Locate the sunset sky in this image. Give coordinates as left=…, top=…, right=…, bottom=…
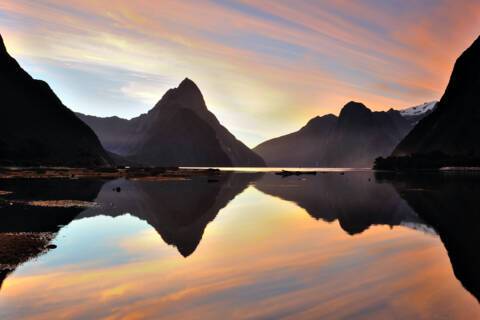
left=1, top=0, right=479, bottom=146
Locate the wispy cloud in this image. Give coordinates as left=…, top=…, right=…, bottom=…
left=1, top=0, right=479, bottom=146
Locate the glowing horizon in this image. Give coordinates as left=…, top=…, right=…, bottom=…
left=1, top=0, right=479, bottom=147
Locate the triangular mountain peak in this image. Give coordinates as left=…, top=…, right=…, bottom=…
left=178, top=77, right=200, bottom=92
left=78, top=77, right=265, bottom=167
left=154, top=77, right=207, bottom=112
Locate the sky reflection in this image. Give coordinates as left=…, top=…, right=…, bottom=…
left=0, top=180, right=478, bottom=319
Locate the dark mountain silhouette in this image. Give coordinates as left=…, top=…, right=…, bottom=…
left=77, top=78, right=265, bottom=167
left=253, top=114, right=337, bottom=167
left=78, top=172, right=262, bottom=256
left=73, top=114, right=141, bottom=156
left=392, top=36, right=480, bottom=157
left=0, top=34, right=112, bottom=167
left=377, top=173, right=480, bottom=302
left=254, top=172, right=427, bottom=235
left=254, top=102, right=411, bottom=167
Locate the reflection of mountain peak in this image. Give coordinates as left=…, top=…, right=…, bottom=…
left=255, top=172, right=425, bottom=236
left=78, top=173, right=263, bottom=257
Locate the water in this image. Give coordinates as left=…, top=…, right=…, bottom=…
left=0, top=171, right=479, bottom=319
left=181, top=167, right=370, bottom=172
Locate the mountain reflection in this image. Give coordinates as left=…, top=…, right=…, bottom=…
left=78, top=172, right=263, bottom=257
left=254, top=172, right=430, bottom=235
left=0, top=171, right=479, bottom=305
left=376, top=172, right=480, bottom=302
left=0, top=173, right=261, bottom=289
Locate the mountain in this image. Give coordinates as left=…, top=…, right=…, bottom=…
left=324, top=102, right=411, bottom=167
left=254, top=101, right=411, bottom=167
left=73, top=114, right=141, bottom=156
left=77, top=79, right=265, bottom=167
left=253, top=114, right=337, bottom=167
left=0, top=34, right=112, bottom=167
left=398, top=101, right=437, bottom=125
left=392, top=36, right=480, bottom=157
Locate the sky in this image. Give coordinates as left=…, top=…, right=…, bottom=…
left=1, top=0, right=479, bottom=147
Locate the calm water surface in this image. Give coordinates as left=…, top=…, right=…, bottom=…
left=0, top=171, right=479, bottom=319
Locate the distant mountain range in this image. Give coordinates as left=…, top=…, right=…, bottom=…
left=77, top=79, right=265, bottom=167
left=254, top=101, right=414, bottom=167
left=2, top=27, right=478, bottom=169
left=0, top=34, right=112, bottom=167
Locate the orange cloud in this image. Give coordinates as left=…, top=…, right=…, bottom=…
left=0, top=0, right=479, bottom=145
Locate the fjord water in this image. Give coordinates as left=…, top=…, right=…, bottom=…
left=0, top=172, right=479, bottom=319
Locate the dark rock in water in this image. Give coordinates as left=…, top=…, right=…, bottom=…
left=255, top=102, right=411, bottom=167
left=392, top=35, right=480, bottom=159
left=275, top=170, right=317, bottom=177
left=77, top=78, right=265, bottom=167
left=46, top=244, right=57, bottom=250
left=0, top=33, right=113, bottom=167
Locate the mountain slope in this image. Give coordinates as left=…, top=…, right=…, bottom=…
left=75, top=113, right=143, bottom=156
left=131, top=108, right=232, bottom=166
left=79, top=78, right=265, bottom=167
left=254, top=101, right=411, bottom=167
left=253, top=114, right=337, bottom=167
left=324, top=102, right=411, bottom=167
left=0, top=34, right=112, bottom=167
left=393, top=36, right=480, bottom=157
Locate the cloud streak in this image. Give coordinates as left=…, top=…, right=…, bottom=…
left=0, top=0, right=479, bottom=145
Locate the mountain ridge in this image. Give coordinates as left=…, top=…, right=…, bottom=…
left=0, top=33, right=113, bottom=167
left=254, top=101, right=411, bottom=167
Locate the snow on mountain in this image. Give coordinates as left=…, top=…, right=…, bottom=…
left=399, top=101, right=437, bottom=117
